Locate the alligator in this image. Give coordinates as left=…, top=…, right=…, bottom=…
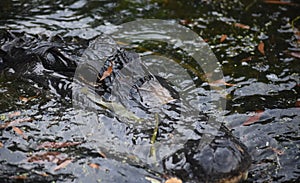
left=0, top=30, right=251, bottom=183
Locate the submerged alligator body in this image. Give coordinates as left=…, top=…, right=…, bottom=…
left=0, top=30, right=251, bottom=183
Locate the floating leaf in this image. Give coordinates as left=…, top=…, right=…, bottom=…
left=9, top=111, right=21, bottom=118
left=99, top=65, right=113, bottom=81
left=0, top=141, right=3, bottom=148
left=0, top=117, right=33, bottom=129
left=290, top=52, right=300, bottom=59
left=220, top=34, right=227, bottom=43
left=37, top=141, right=81, bottom=149
left=258, top=41, right=265, bottom=55
left=89, top=163, right=100, bottom=169
left=35, top=171, right=49, bottom=177
left=9, top=174, right=28, bottom=180
left=12, top=126, right=23, bottom=135
left=12, top=126, right=28, bottom=140
left=179, top=19, right=191, bottom=26
left=27, top=152, right=61, bottom=163
left=210, top=79, right=235, bottom=86
left=263, top=0, right=296, bottom=5
left=19, top=95, right=37, bottom=103
left=165, top=177, right=183, bottom=183
left=54, top=159, right=72, bottom=171
left=241, top=56, right=254, bottom=62
left=295, top=99, right=300, bottom=107
left=243, top=110, right=264, bottom=126
left=234, top=23, right=250, bottom=29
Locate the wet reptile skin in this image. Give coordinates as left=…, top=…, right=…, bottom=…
left=0, top=30, right=251, bottom=183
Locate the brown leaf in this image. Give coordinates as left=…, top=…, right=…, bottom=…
left=89, top=163, right=100, bottom=169
left=0, top=141, right=3, bottom=148
left=19, top=96, right=37, bottom=103
left=12, top=126, right=28, bottom=140
left=27, top=152, right=61, bottom=163
left=0, top=123, right=9, bottom=129
left=12, top=126, right=23, bottom=135
left=35, top=172, right=49, bottom=177
left=241, top=56, right=254, bottom=62
left=210, top=79, right=235, bottom=86
left=264, top=0, right=295, bottom=5
left=10, top=174, right=28, bottom=180
left=258, top=41, right=265, bottom=55
left=9, top=111, right=21, bottom=118
left=37, top=141, right=81, bottom=149
left=295, top=100, right=300, bottom=107
left=243, top=110, right=264, bottom=126
left=99, top=65, right=113, bottom=81
left=234, top=23, right=250, bottom=29
left=165, top=177, right=182, bottom=183
left=180, top=19, right=191, bottom=25
left=54, top=159, right=72, bottom=171
left=220, top=34, right=227, bottom=43
left=0, top=117, right=33, bottom=129
left=290, top=52, right=300, bottom=59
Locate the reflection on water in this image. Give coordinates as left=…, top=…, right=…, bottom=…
left=0, top=0, right=299, bottom=182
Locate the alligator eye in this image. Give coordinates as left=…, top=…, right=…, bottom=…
left=45, top=52, right=56, bottom=66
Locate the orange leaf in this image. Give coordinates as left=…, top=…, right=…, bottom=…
left=220, top=34, right=227, bottom=43
left=165, top=177, right=182, bottom=183
left=27, top=152, right=61, bottom=163
left=99, top=65, right=113, bottom=81
left=10, top=117, right=32, bottom=127
left=89, top=163, right=100, bottom=169
left=37, top=141, right=81, bottom=149
left=19, top=95, right=37, bottom=103
left=8, top=111, right=21, bottom=118
left=264, top=0, right=295, bottom=5
left=9, top=174, right=27, bottom=180
left=12, top=126, right=23, bottom=135
left=210, top=79, right=235, bottom=86
left=234, top=23, right=250, bottom=29
left=290, top=52, right=300, bottom=59
left=258, top=41, right=265, bottom=55
left=0, top=117, right=33, bottom=129
left=54, top=159, right=72, bottom=171
left=243, top=110, right=264, bottom=126
left=0, top=141, right=3, bottom=148
left=12, top=126, right=27, bottom=139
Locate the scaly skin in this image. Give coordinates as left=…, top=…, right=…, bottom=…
left=0, top=30, right=251, bottom=183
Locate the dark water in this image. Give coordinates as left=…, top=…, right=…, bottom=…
left=0, top=0, right=299, bottom=182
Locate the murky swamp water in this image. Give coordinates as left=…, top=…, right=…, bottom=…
left=0, top=0, right=299, bottom=182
